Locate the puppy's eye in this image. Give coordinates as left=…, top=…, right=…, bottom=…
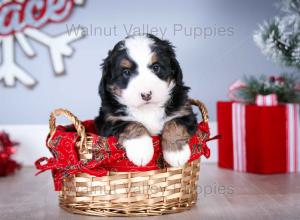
left=122, top=69, right=130, bottom=78
left=151, top=64, right=160, bottom=73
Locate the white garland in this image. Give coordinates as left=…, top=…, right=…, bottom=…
left=253, top=0, right=300, bottom=68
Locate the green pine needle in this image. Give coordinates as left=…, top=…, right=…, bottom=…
left=236, top=73, right=300, bottom=103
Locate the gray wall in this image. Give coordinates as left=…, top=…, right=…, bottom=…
left=0, top=0, right=293, bottom=124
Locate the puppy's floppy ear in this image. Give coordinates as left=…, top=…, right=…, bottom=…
left=99, top=50, right=112, bottom=99
left=151, top=35, right=184, bottom=86
left=170, top=56, right=183, bottom=86
left=165, top=41, right=183, bottom=86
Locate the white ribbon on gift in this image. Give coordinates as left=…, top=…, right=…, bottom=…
left=286, top=104, right=300, bottom=172
left=231, top=103, right=300, bottom=172
left=232, top=103, right=247, bottom=172
left=255, top=94, right=278, bottom=106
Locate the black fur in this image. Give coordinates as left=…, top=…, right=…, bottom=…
left=95, top=34, right=197, bottom=138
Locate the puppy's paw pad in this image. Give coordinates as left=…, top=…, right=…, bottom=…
left=123, top=135, right=154, bottom=166
left=163, top=144, right=191, bottom=167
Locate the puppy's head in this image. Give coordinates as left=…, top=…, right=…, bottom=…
left=100, top=34, right=183, bottom=109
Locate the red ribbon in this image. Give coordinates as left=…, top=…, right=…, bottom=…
left=35, top=120, right=215, bottom=190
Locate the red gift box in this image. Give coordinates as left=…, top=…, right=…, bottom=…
left=217, top=101, right=300, bottom=174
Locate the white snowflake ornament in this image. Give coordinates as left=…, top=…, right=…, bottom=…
left=0, top=0, right=85, bottom=88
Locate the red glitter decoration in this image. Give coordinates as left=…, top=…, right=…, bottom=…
left=0, top=131, right=21, bottom=176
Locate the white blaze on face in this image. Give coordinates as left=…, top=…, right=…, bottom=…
left=118, top=35, right=175, bottom=135
left=119, top=35, right=173, bottom=108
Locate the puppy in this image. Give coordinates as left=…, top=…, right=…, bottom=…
left=95, top=34, right=197, bottom=167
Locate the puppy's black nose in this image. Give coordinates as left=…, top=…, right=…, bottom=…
left=141, top=91, right=152, bottom=101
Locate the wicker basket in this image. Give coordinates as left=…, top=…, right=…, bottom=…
left=48, top=99, right=208, bottom=217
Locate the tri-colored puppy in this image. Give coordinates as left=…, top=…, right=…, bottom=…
left=95, top=34, right=197, bottom=167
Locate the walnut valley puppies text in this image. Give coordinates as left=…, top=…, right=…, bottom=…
left=66, top=24, right=234, bottom=39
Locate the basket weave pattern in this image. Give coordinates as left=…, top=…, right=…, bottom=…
left=59, top=159, right=200, bottom=216
left=49, top=99, right=208, bottom=216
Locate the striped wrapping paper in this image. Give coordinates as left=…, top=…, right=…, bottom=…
left=231, top=103, right=300, bottom=172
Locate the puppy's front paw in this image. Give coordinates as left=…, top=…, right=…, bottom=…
left=123, top=135, right=154, bottom=166
left=163, top=144, right=191, bottom=167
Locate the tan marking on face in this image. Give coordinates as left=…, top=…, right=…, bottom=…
left=167, top=78, right=174, bottom=86
left=151, top=52, right=158, bottom=64
left=120, top=59, right=132, bottom=69
left=109, top=84, right=122, bottom=97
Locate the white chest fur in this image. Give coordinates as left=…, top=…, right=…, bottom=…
left=125, top=104, right=166, bottom=135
